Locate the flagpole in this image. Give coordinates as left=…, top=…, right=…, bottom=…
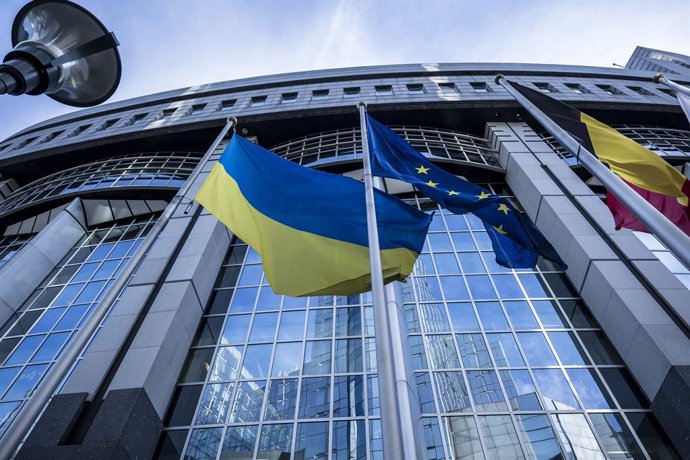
left=357, top=102, right=412, bottom=460
left=654, top=73, right=690, bottom=97
left=495, top=75, right=690, bottom=270
left=0, top=117, right=237, bottom=460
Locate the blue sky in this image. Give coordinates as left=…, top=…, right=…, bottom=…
left=0, top=0, right=688, bottom=140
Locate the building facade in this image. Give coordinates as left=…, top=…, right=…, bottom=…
left=625, top=46, right=690, bottom=77
left=0, top=58, right=688, bottom=459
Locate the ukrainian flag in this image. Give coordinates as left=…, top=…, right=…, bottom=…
left=195, top=135, right=431, bottom=297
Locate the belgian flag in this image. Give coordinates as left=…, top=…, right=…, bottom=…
left=506, top=80, right=690, bottom=236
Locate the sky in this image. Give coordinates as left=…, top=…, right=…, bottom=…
left=0, top=0, right=688, bottom=141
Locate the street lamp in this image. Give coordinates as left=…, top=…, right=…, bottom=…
left=0, top=0, right=120, bottom=107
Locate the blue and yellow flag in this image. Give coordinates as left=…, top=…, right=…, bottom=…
left=366, top=114, right=566, bottom=269
left=195, top=135, right=432, bottom=296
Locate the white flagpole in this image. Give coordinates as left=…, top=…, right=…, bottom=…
left=357, top=102, right=414, bottom=460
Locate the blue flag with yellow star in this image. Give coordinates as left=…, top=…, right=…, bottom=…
left=366, top=114, right=566, bottom=269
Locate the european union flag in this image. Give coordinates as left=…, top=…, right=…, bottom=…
left=196, top=134, right=432, bottom=296
left=366, top=114, right=566, bottom=269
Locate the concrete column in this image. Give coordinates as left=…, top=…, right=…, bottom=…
left=0, top=198, right=86, bottom=326
left=485, top=121, right=690, bottom=452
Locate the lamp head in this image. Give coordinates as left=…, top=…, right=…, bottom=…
left=0, top=0, right=121, bottom=106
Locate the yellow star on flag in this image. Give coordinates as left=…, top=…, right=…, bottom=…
left=426, top=180, right=438, bottom=187
left=477, top=191, right=491, bottom=199
left=493, top=224, right=508, bottom=235
left=497, top=203, right=510, bottom=215
left=415, top=165, right=430, bottom=174
left=448, top=190, right=459, bottom=196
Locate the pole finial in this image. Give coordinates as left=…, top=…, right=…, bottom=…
left=494, top=74, right=505, bottom=85
left=652, top=73, right=664, bottom=84
left=228, top=116, right=238, bottom=132
left=358, top=101, right=367, bottom=110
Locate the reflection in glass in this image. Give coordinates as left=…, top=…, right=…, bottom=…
left=590, top=413, right=644, bottom=459
left=240, top=344, right=272, bottom=379
left=334, top=339, right=363, bottom=373
left=426, top=335, right=460, bottom=369
left=514, top=414, right=562, bottom=460
left=466, top=370, right=507, bottom=411
left=333, top=375, right=364, bottom=417
left=503, top=301, right=538, bottom=329
left=533, top=369, right=580, bottom=410
left=303, top=340, right=331, bottom=375
left=478, top=415, right=522, bottom=459
left=500, top=370, right=542, bottom=411
left=476, top=302, right=509, bottom=330
left=229, top=380, right=265, bottom=423
left=186, top=427, right=222, bottom=460
left=277, top=310, right=305, bottom=340
left=627, top=413, right=680, bottom=459
left=333, top=420, right=366, bottom=460
left=419, top=303, right=451, bottom=333
left=257, top=423, right=292, bottom=459
left=306, top=309, right=333, bottom=338
left=264, top=378, right=298, bottom=421
left=210, top=346, right=242, bottom=381
left=517, top=332, right=557, bottom=366
left=336, top=307, right=362, bottom=337
left=434, top=371, right=471, bottom=413
left=548, top=331, right=589, bottom=365
left=566, top=368, right=615, bottom=409
left=271, top=342, right=302, bottom=377
left=294, top=422, right=328, bottom=460
left=448, top=302, right=479, bottom=332
left=299, top=377, right=330, bottom=418
left=446, top=416, right=483, bottom=460
left=195, top=383, right=233, bottom=425
left=457, top=334, right=492, bottom=368
left=221, top=315, right=250, bottom=345
left=249, top=313, right=278, bottom=342
left=486, top=333, right=524, bottom=367
left=423, top=416, right=446, bottom=460
left=415, top=372, right=436, bottom=414
left=221, top=425, right=257, bottom=460
left=531, top=300, right=567, bottom=328
left=551, top=413, right=604, bottom=459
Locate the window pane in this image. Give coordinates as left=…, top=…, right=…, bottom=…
left=333, top=420, right=366, bottom=460
left=457, top=333, right=493, bottom=368
left=579, top=331, right=622, bottom=365
left=264, top=378, right=298, bottom=420
left=458, top=252, right=485, bottom=274
left=500, top=370, right=542, bottom=411
left=426, top=335, right=460, bottom=369
left=240, top=344, right=272, bottom=379
left=195, top=383, right=233, bottom=425
left=221, top=425, right=257, bottom=459
left=307, top=309, right=333, bottom=338
left=486, top=333, right=524, bottom=367
left=532, top=300, right=567, bottom=328
left=221, top=314, right=251, bottom=345
left=599, top=368, right=648, bottom=409
left=419, top=303, right=450, bottom=333
left=533, top=369, right=580, bottom=410
left=299, top=377, right=330, bottom=418
left=503, top=301, right=538, bottom=329
left=434, top=371, right=471, bottom=413
left=277, top=310, right=305, bottom=340
left=590, top=413, right=645, bottom=459
left=550, top=414, right=604, bottom=459
left=627, top=413, right=680, bottom=460
left=478, top=415, right=522, bottom=459
left=294, top=422, right=329, bottom=460
left=210, top=346, right=242, bottom=381
left=446, top=416, right=483, bottom=460
left=416, top=276, right=444, bottom=301
left=249, top=313, right=278, bottom=342
left=165, top=385, right=202, bottom=426
left=448, top=302, right=479, bottom=332
left=156, top=430, right=187, bottom=459
left=422, top=417, right=446, bottom=460
left=566, top=368, right=615, bottom=409
left=467, top=370, right=507, bottom=411
left=185, top=427, right=222, bottom=460
left=476, top=302, right=509, bottom=330
left=257, top=424, right=293, bottom=458
left=493, top=275, right=524, bottom=299
left=333, top=375, right=364, bottom=417
left=271, top=342, right=302, bottom=377
left=409, top=335, right=428, bottom=369
left=334, top=338, right=363, bottom=373
left=415, top=372, right=436, bottom=414
left=229, top=380, right=265, bottom=423
left=336, top=307, right=362, bottom=337
left=435, top=253, right=460, bottom=274
left=517, top=332, right=557, bottom=366
left=515, top=414, right=562, bottom=460
left=548, top=331, right=589, bottom=365
left=303, top=340, right=331, bottom=375
left=467, top=276, right=497, bottom=300
left=181, top=348, right=214, bottom=383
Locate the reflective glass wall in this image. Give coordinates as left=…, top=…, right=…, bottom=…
left=0, top=214, right=157, bottom=436
left=156, top=187, right=678, bottom=460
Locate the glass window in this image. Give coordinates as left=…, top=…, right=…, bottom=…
left=30, top=332, right=70, bottom=362
left=548, top=331, right=589, bottom=365
left=334, top=338, right=363, bottom=373
left=515, top=414, right=562, bottom=460
left=476, top=302, right=509, bottom=330
left=467, top=276, right=497, bottom=300
left=229, top=380, right=265, bottom=423
left=155, top=430, right=187, bottom=459
left=590, top=413, right=645, bottom=459
left=457, top=333, right=492, bottom=368
left=299, top=377, right=330, bottom=419
left=425, top=335, right=460, bottom=369
left=419, top=303, right=450, bottom=333
left=518, top=274, right=549, bottom=298
left=303, top=340, right=331, bottom=375
left=493, top=275, right=524, bottom=299
left=478, top=415, right=522, bottom=459
left=550, top=413, right=604, bottom=459
left=439, top=276, right=468, bottom=300
left=307, top=309, right=332, bottom=338
left=181, top=348, right=214, bottom=383
left=374, top=85, right=393, bottom=96
left=295, top=422, right=329, bottom=459
left=579, top=331, right=622, bottom=365
left=503, top=301, right=538, bottom=329
left=264, top=378, right=298, bottom=420
left=221, top=314, right=251, bottom=345
left=517, top=332, right=557, bottom=366
left=249, top=313, right=278, bottom=342
left=4, top=364, right=48, bottom=400
left=195, top=383, right=233, bottom=425
left=165, top=385, right=202, bottom=426
left=422, top=416, right=446, bottom=460
left=458, top=252, right=485, bottom=273
left=446, top=416, right=483, bottom=459
left=257, top=423, right=292, bottom=458
left=335, top=307, right=361, bottom=336
left=434, top=371, right=471, bottom=413
left=599, top=367, right=648, bottom=409
left=206, top=289, right=233, bottom=315
left=277, top=310, right=304, bottom=340
left=271, top=342, right=302, bottom=377
left=240, top=344, right=272, bottom=379
left=500, top=369, right=542, bottom=411
left=194, top=317, right=224, bottom=347
left=415, top=372, right=436, bottom=414
left=407, top=83, right=426, bottom=94
left=185, top=427, right=222, bottom=460
left=434, top=253, right=460, bottom=274
left=409, top=335, right=428, bottom=369
left=368, top=376, right=380, bottom=417
left=560, top=300, right=597, bottom=328
left=343, top=87, right=360, bottom=97
left=450, top=232, right=476, bottom=251
left=439, top=82, right=458, bottom=93
left=280, top=92, right=298, bottom=103
left=256, top=286, right=281, bottom=310
left=566, top=368, right=615, bottom=409
left=210, top=346, right=242, bottom=381
left=486, top=333, right=524, bottom=367
left=331, top=375, right=364, bottom=417
left=221, top=425, right=257, bottom=459
left=238, top=265, right=262, bottom=286
left=467, top=370, right=507, bottom=411
left=312, top=89, right=329, bottom=100
left=5, top=335, right=44, bottom=365
left=470, top=82, right=491, bottom=93
left=333, top=420, right=366, bottom=460
left=230, top=288, right=257, bottom=313
left=533, top=369, right=580, bottom=410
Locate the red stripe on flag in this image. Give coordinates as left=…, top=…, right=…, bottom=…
left=606, top=178, right=690, bottom=236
